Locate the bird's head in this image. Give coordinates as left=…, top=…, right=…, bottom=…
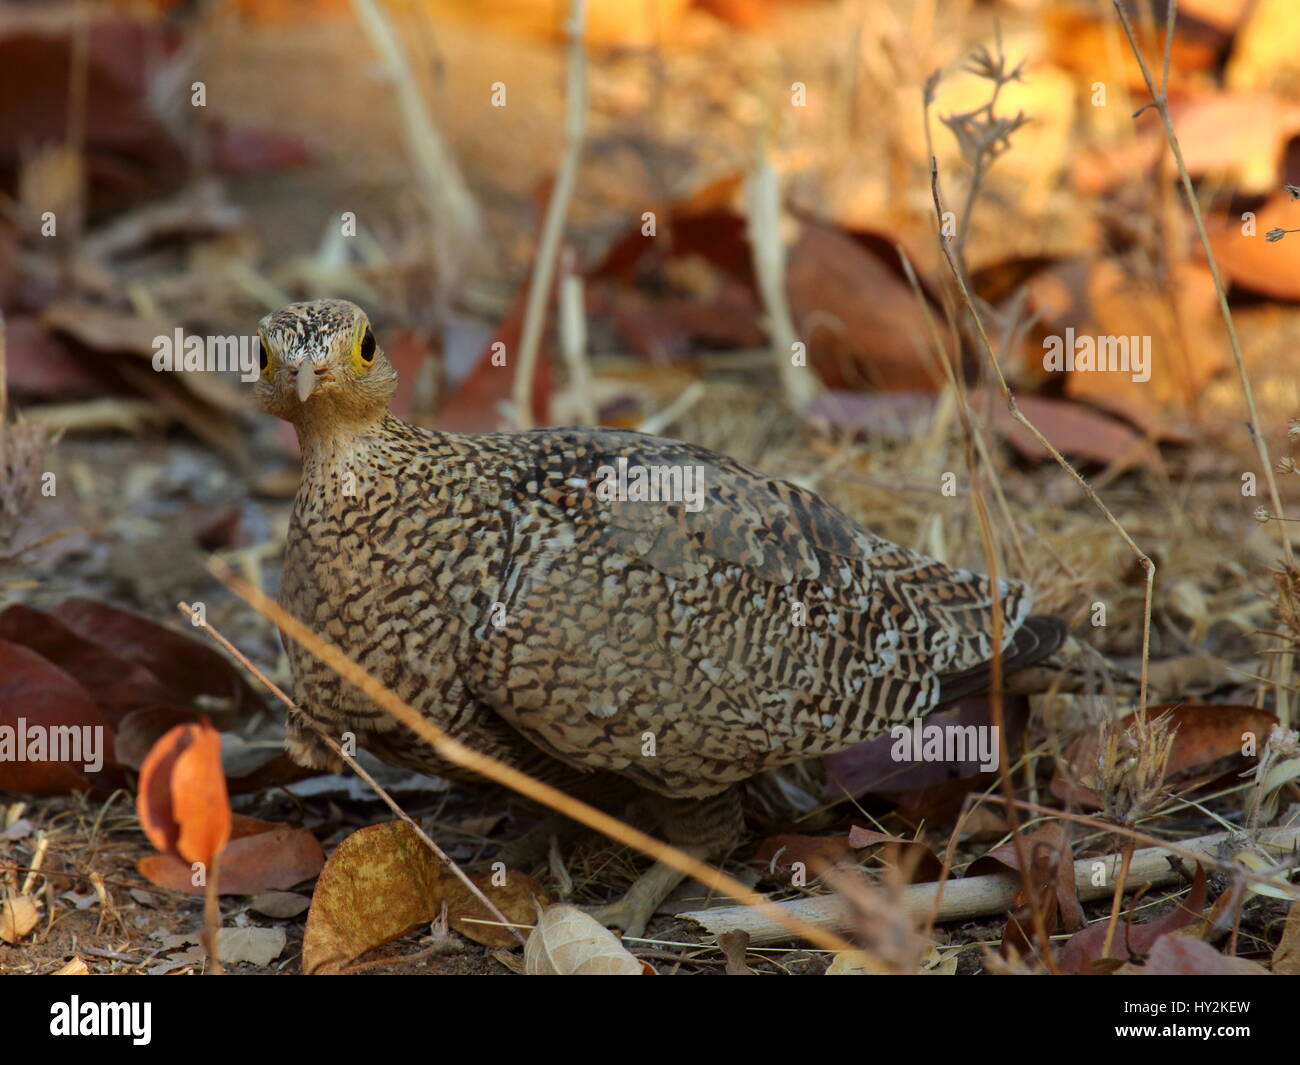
left=253, top=299, right=397, bottom=431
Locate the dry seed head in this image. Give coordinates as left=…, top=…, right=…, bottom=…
left=1088, top=710, right=1176, bottom=827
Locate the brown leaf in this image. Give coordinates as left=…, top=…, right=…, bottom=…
left=52, top=598, right=257, bottom=721
left=1210, top=192, right=1300, bottom=300
left=1051, top=705, right=1277, bottom=808
left=0, top=639, right=115, bottom=794
left=1025, top=258, right=1228, bottom=415
left=0, top=604, right=172, bottom=721
left=752, top=833, right=850, bottom=875
left=137, top=821, right=324, bottom=896
left=717, top=930, right=756, bottom=975
left=846, top=827, right=944, bottom=883
left=443, top=870, right=549, bottom=949
left=301, top=821, right=545, bottom=973
left=1168, top=93, right=1300, bottom=195
left=993, top=393, right=1158, bottom=470
left=969, top=823, right=1084, bottom=954
left=1115, top=934, right=1265, bottom=976
left=1273, top=902, right=1300, bottom=975
left=1058, top=865, right=1207, bottom=973
left=786, top=221, right=952, bottom=392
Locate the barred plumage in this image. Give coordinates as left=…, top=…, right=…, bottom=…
left=256, top=298, right=1064, bottom=935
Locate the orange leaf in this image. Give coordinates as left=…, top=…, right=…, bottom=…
left=135, top=719, right=230, bottom=866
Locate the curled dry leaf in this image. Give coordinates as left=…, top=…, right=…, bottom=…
left=302, top=821, right=547, bottom=974
left=968, top=822, right=1084, bottom=949
left=0, top=895, right=40, bottom=943
left=135, top=718, right=230, bottom=866
left=524, top=904, right=650, bottom=975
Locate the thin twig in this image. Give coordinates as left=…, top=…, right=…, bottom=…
left=744, top=136, right=821, bottom=409
left=513, top=0, right=587, bottom=430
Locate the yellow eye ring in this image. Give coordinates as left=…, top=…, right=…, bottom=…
left=258, top=331, right=274, bottom=377
left=351, top=325, right=376, bottom=375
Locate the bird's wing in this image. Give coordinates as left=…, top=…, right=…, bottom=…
left=466, top=428, right=1034, bottom=797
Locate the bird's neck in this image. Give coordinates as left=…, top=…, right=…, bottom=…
left=292, top=402, right=389, bottom=457
left=292, top=409, right=387, bottom=476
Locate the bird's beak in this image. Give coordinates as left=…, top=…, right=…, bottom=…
left=296, top=362, right=320, bottom=403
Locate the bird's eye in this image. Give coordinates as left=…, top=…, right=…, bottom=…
left=259, top=333, right=273, bottom=376
left=359, top=326, right=375, bottom=365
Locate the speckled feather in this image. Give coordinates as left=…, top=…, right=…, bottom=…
left=257, top=300, right=1053, bottom=807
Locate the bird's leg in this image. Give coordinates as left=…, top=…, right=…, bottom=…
left=586, top=789, right=744, bottom=939
left=496, top=811, right=585, bottom=870
left=584, top=846, right=712, bottom=939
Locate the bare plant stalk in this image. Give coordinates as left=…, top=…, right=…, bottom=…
left=206, top=568, right=860, bottom=954
left=1099, top=838, right=1134, bottom=960
left=203, top=852, right=223, bottom=975
left=512, top=0, right=588, bottom=430
left=1112, top=0, right=1294, bottom=726
left=744, top=137, right=821, bottom=410
left=350, top=0, right=482, bottom=294
left=558, top=249, right=596, bottom=425
left=179, top=602, right=528, bottom=948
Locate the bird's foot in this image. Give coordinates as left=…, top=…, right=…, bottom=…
left=583, top=898, right=653, bottom=941
left=583, top=847, right=710, bottom=940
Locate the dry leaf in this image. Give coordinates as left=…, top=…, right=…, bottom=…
left=1052, top=705, right=1277, bottom=808
left=524, top=904, right=648, bottom=975
left=137, top=822, right=324, bottom=896
left=0, top=896, right=40, bottom=943
left=1210, top=193, right=1300, bottom=300
left=0, top=640, right=116, bottom=794
left=216, top=926, right=286, bottom=967
left=302, top=821, right=547, bottom=974
left=250, top=891, right=311, bottom=919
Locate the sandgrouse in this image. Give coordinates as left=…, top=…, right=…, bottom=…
left=256, top=298, right=1065, bottom=937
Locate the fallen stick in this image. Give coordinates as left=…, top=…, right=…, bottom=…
left=676, top=824, right=1300, bottom=945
